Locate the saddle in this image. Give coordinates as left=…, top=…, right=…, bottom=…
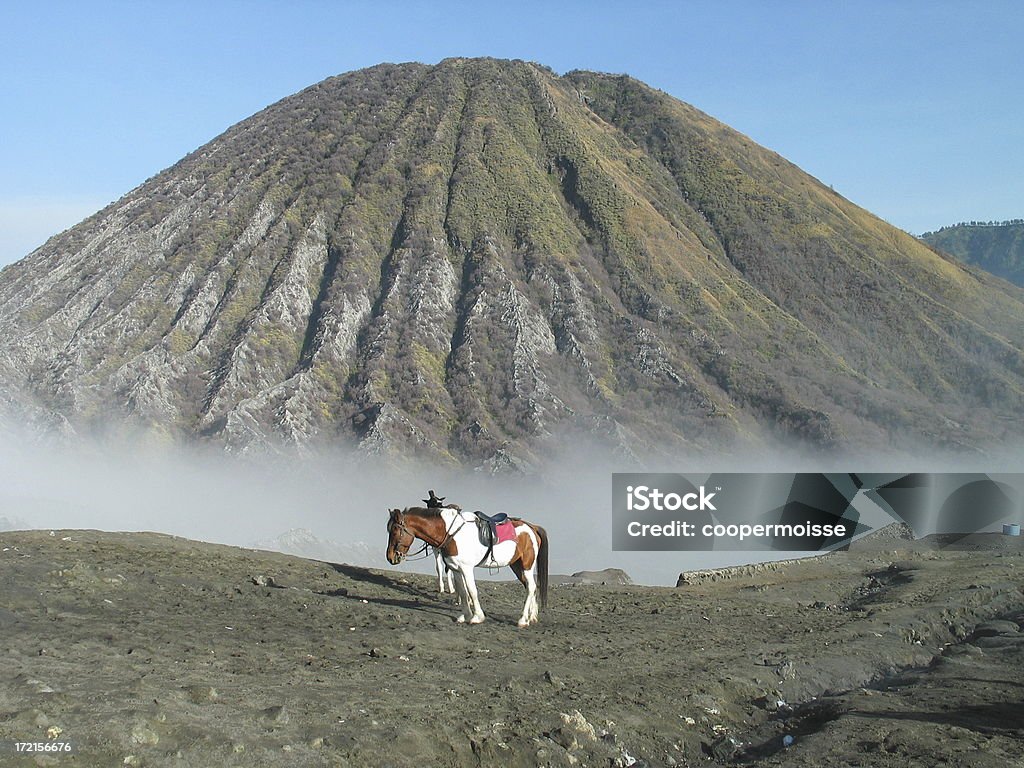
left=474, top=511, right=515, bottom=565
left=474, top=511, right=509, bottom=545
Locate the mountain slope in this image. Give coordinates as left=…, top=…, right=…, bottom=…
left=921, top=221, right=1024, bottom=288
left=0, top=58, right=1022, bottom=463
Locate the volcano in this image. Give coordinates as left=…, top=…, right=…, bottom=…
left=1, top=58, right=1021, bottom=465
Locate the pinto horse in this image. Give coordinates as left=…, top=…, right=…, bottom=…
left=386, top=507, right=548, bottom=627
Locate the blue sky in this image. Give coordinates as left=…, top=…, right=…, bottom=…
left=1, top=1, right=1021, bottom=265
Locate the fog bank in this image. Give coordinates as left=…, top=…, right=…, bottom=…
left=1, top=432, right=1021, bottom=585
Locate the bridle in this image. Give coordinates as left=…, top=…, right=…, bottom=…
left=388, top=511, right=423, bottom=563
left=388, top=509, right=465, bottom=563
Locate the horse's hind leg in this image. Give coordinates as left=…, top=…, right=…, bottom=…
left=512, top=534, right=541, bottom=626
left=525, top=567, right=540, bottom=624
left=518, top=567, right=539, bottom=626
left=509, top=561, right=527, bottom=588
left=510, top=561, right=534, bottom=628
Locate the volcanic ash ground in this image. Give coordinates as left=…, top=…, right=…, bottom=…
left=0, top=529, right=1022, bottom=766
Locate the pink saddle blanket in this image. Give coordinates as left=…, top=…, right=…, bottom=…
left=495, top=520, right=517, bottom=544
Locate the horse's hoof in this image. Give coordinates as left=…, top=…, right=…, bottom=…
left=469, top=616, right=485, bottom=625
left=517, top=619, right=529, bottom=628
left=456, top=615, right=466, bottom=623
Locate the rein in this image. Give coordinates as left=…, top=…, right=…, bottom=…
left=402, top=539, right=433, bottom=562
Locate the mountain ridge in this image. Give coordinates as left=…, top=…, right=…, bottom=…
left=920, top=220, right=1024, bottom=288
left=1, top=58, right=1022, bottom=465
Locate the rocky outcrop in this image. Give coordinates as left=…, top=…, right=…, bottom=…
left=677, top=558, right=816, bottom=587
left=563, top=568, right=634, bottom=586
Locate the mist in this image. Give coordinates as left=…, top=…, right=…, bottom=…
left=1, top=429, right=1021, bottom=586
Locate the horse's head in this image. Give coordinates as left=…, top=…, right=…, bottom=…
left=385, top=508, right=414, bottom=565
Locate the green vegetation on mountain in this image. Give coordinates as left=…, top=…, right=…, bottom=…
left=921, top=221, right=1024, bottom=288
left=0, top=58, right=1022, bottom=464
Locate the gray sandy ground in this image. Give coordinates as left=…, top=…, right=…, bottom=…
left=0, top=529, right=1021, bottom=767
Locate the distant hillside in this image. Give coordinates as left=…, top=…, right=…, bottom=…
left=921, top=220, right=1024, bottom=287
left=1, top=58, right=1023, bottom=464
left=252, top=528, right=376, bottom=567
left=0, top=515, right=30, bottom=531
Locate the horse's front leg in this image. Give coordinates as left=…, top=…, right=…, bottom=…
left=451, top=566, right=470, bottom=623
left=461, top=567, right=486, bottom=624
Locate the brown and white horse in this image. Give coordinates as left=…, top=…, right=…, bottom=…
left=386, top=507, right=548, bottom=627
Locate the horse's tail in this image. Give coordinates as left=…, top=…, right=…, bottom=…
left=534, top=525, right=549, bottom=609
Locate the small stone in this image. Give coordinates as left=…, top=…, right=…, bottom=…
left=543, top=670, right=564, bottom=688
left=708, top=735, right=742, bottom=761
left=184, top=685, right=218, bottom=703
left=25, top=679, right=55, bottom=694
left=261, top=705, right=289, bottom=724
left=548, top=727, right=577, bottom=750
left=130, top=723, right=159, bottom=746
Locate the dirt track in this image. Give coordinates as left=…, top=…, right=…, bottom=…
left=0, top=529, right=1022, bottom=767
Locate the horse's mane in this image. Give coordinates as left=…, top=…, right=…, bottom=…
left=402, top=506, right=445, bottom=518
